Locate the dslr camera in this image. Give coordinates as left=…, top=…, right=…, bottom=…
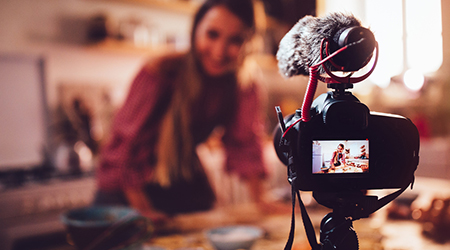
left=273, top=12, right=420, bottom=250
left=274, top=13, right=420, bottom=193
left=274, top=90, right=420, bottom=192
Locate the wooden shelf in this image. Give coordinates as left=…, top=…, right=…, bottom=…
left=86, top=38, right=177, bottom=56
left=97, top=0, right=201, bottom=14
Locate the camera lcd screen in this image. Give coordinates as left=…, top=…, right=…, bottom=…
left=312, top=140, right=369, bottom=174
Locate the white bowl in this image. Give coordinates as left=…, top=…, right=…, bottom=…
left=206, top=225, right=264, bottom=250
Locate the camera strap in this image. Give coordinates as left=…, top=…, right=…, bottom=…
left=355, top=180, right=413, bottom=218
left=284, top=155, right=321, bottom=250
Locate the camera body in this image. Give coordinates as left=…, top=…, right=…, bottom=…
left=275, top=90, right=420, bottom=192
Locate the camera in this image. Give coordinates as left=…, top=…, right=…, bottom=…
left=273, top=12, right=421, bottom=250
left=274, top=87, right=420, bottom=192
left=273, top=12, right=419, bottom=193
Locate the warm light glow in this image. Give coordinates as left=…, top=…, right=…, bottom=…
left=405, top=0, right=442, bottom=73
left=403, top=69, right=425, bottom=91
left=365, top=0, right=403, bottom=88
left=364, top=0, right=442, bottom=87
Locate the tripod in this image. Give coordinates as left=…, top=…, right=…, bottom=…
left=313, top=191, right=379, bottom=250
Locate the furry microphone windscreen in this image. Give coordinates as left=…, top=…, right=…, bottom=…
left=276, top=12, right=362, bottom=78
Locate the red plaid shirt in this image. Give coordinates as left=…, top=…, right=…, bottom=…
left=96, top=63, right=267, bottom=191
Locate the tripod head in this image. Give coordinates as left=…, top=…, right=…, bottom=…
left=319, top=213, right=358, bottom=250
left=314, top=191, right=376, bottom=250
left=308, top=189, right=409, bottom=250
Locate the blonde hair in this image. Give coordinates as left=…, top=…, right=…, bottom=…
left=152, top=52, right=203, bottom=187
left=152, top=0, right=260, bottom=187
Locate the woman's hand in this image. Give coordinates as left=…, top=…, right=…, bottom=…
left=123, top=188, right=171, bottom=228
left=139, top=209, right=171, bottom=227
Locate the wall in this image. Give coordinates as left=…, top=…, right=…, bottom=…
left=0, top=0, right=193, bottom=107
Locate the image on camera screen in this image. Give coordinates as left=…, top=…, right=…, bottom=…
left=312, top=140, right=369, bottom=174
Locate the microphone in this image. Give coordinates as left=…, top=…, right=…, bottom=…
left=276, top=12, right=376, bottom=78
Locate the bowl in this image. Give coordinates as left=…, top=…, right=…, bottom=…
left=61, top=206, right=152, bottom=250
left=205, top=225, right=264, bottom=250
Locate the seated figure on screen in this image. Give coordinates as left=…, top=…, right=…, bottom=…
left=331, top=143, right=346, bottom=170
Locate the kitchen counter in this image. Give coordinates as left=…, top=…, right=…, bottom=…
left=15, top=177, right=450, bottom=250
left=142, top=176, right=450, bottom=250
left=145, top=203, right=328, bottom=250
left=141, top=202, right=437, bottom=250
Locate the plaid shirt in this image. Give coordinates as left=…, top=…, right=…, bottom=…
left=96, top=64, right=267, bottom=191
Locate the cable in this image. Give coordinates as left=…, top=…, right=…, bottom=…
left=301, top=43, right=349, bottom=122
left=281, top=41, right=349, bottom=138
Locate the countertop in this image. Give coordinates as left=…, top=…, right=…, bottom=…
left=23, top=176, right=450, bottom=250
left=142, top=177, right=450, bottom=250
left=143, top=202, right=450, bottom=250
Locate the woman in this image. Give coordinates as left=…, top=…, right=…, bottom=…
left=94, top=0, right=268, bottom=222
left=331, top=143, right=346, bottom=170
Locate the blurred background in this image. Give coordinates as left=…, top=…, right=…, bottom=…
left=1, top=0, right=450, bottom=249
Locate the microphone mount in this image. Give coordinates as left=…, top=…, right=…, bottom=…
left=318, top=38, right=379, bottom=91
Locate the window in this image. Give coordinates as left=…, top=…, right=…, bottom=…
left=365, top=0, right=442, bottom=88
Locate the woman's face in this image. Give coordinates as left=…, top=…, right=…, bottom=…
left=194, top=6, right=249, bottom=77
